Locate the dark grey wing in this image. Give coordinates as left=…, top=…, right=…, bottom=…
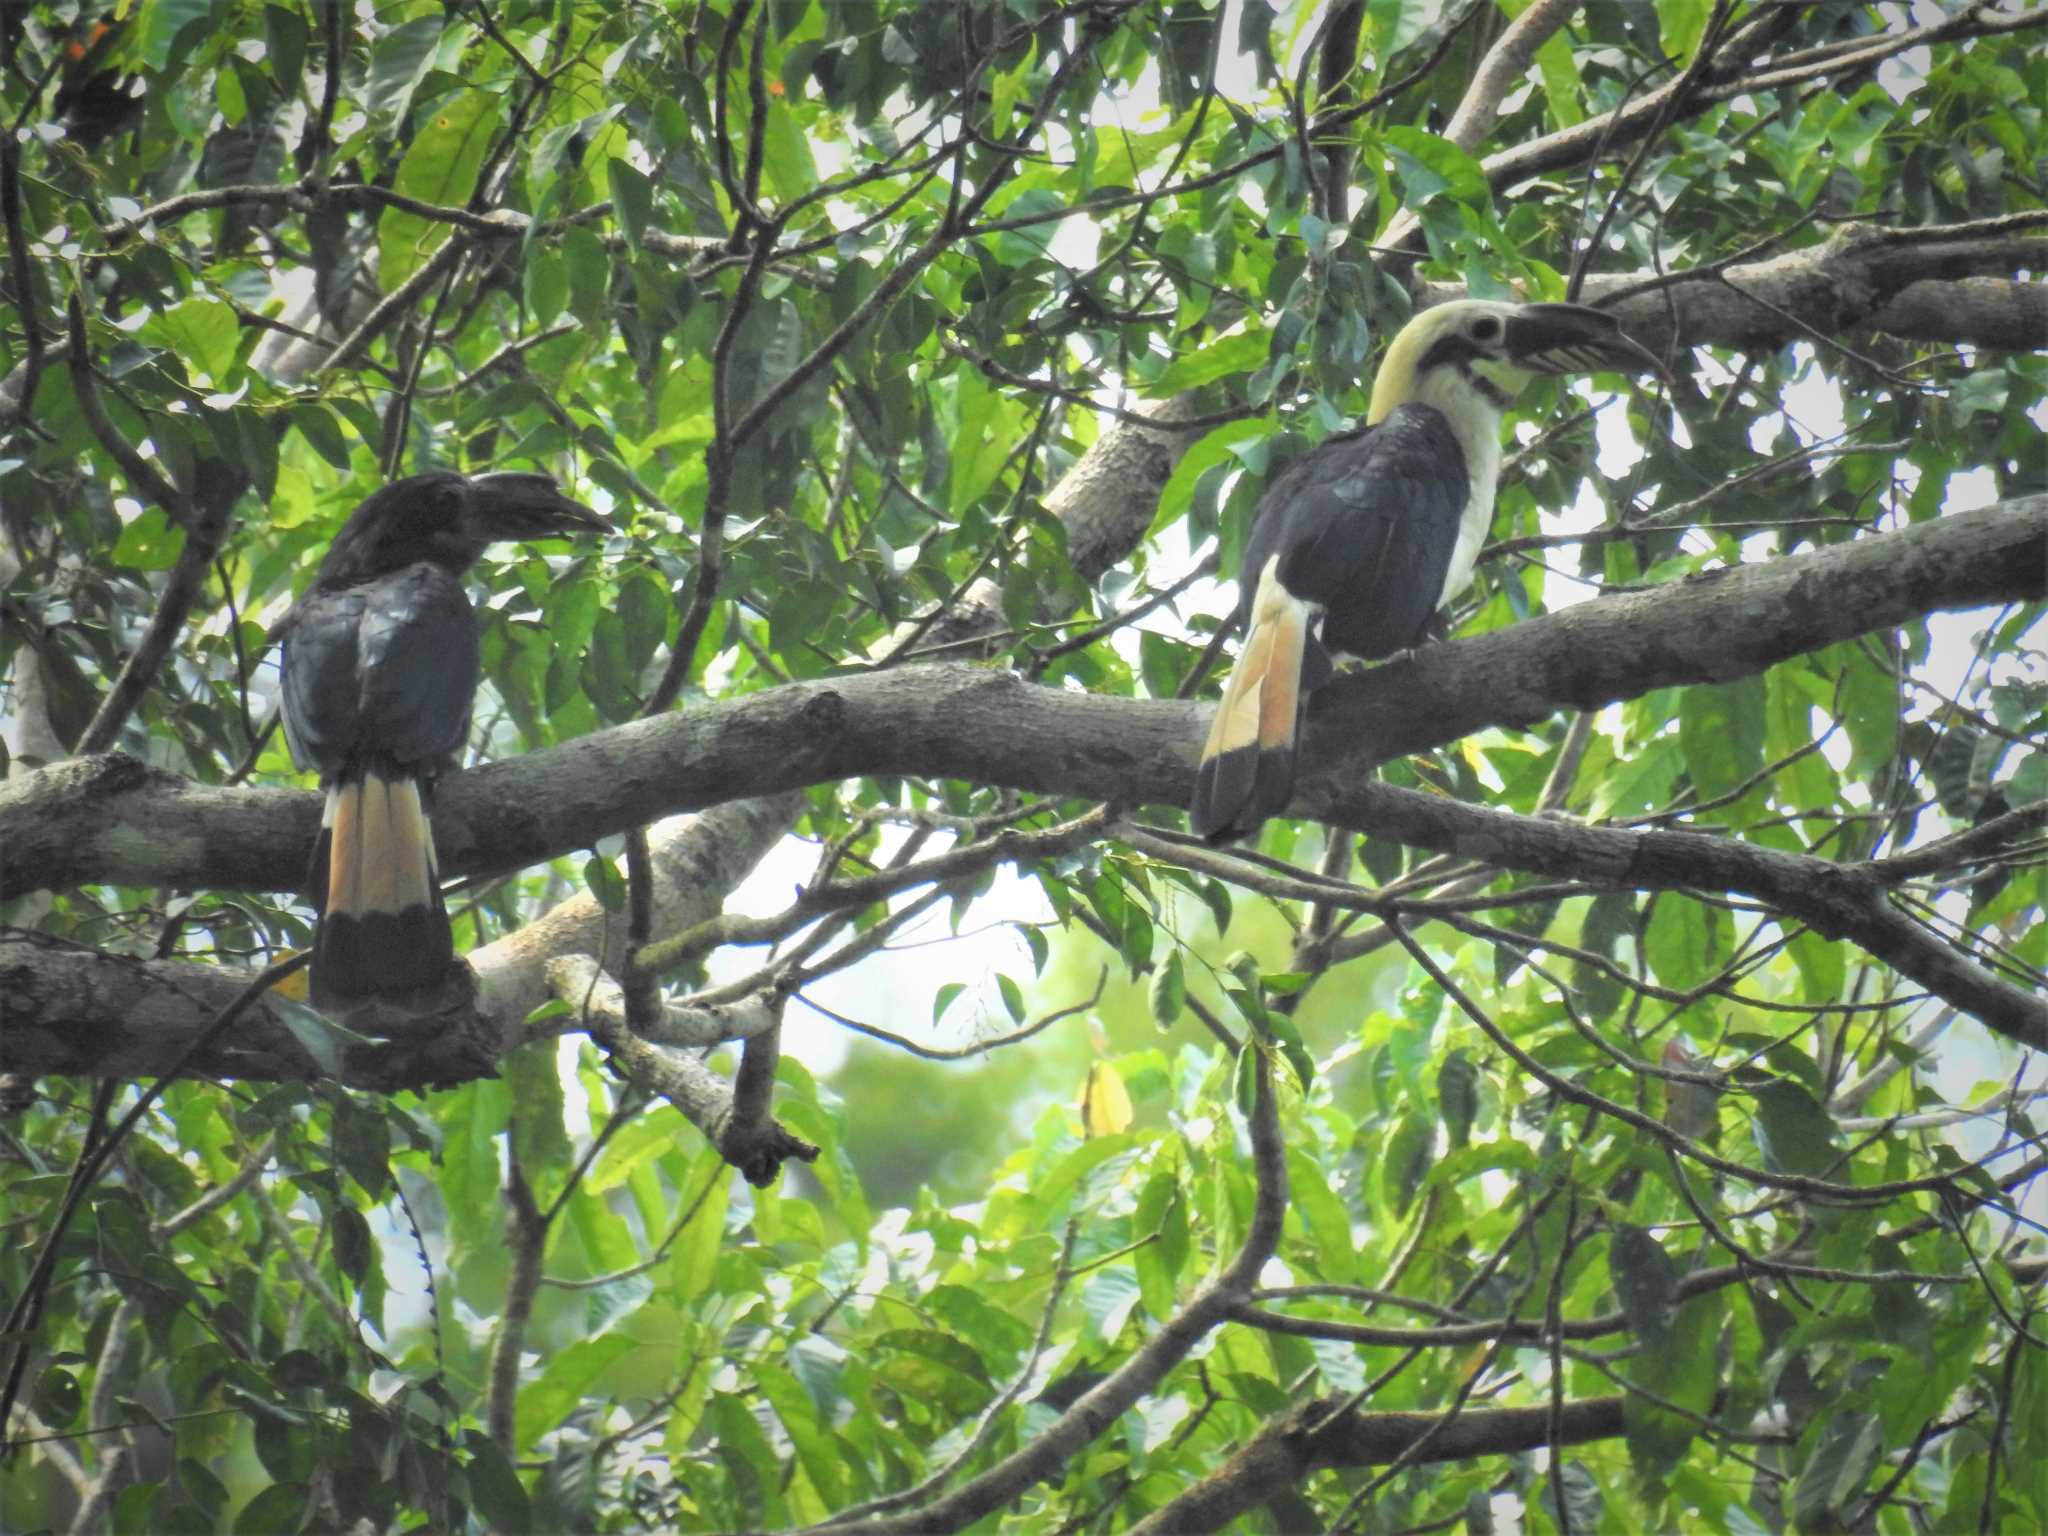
left=278, top=586, right=368, bottom=778
left=1243, top=405, right=1470, bottom=661
left=352, top=563, right=480, bottom=774
left=277, top=563, right=479, bottom=780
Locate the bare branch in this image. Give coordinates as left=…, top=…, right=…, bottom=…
left=548, top=956, right=815, bottom=1187
left=1441, top=0, right=1579, bottom=154
left=818, top=1018, right=1285, bottom=1535
left=1132, top=1395, right=1629, bottom=1535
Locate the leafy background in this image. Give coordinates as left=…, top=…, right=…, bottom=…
left=1, top=0, right=2044, bottom=1532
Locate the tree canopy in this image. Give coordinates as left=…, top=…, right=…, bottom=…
left=2, top=1, right=2045, bottom=1532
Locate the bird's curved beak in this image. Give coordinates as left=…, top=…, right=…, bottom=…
left=1505, top=303, right=1667, bottom=381
left=464, top=471, right=610, bottom=542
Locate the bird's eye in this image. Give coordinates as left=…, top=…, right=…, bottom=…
left=1471, top=316, right=1503, bottom=342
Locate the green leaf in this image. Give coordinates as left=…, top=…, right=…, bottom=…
left=873, top=1341, right=989, bottom=1419
left=1528, top=21, right=1584, bottom=129
left=462, top=1429, right=533, bottom=1533
left=1082, top=1267, right=1143, bottom=1343
left=506, top=1039, right=572, bottom=1195
left=1437, top=1050, right=1478, bottom=1149
left=263, top=5, right=307, bottom=96
left=331, top=1205, right=371, bottom=1286
left=1264, top=1009, right=1315, bottom=1091
left=524, top=240, right=568, bottom=329
left=872, top=1328, right=989, bottom=1387
left=1233, top=1038, right=1260, bottom=1120
left=269, top=997, right=365, bottom=1079
left=514, top=1335, right=637, bottom=1454
left=607, top=158, right=653, bottom=253
left=111, top=1481, right=168, bottom=1535
left=1832, top=643, right=1899, bottom=775
left=142, top=297, right=239, bottom=384
left=755, top=1361, right=846, bottom=1504
left=1644, top=894, right=1724, bottom=990
left=233, top=1483, right=312, bottom=1535
left=289, top=403, right=353, bottom=470
left=111, top=508, right=186, bottom=571
left=1543, top=1461, right=1605, bottom=1534
left=1609, top=1225, right=1678, bottom=1350
left=2009, top=750, right=2048, bottom=806
left=1150, top=419, right=1280, bottom=542
left=1790, top=1412, right=1885, bottom=1531
left=1148, top=949, right=1186, bottom=1028
left=33, top=1366, right=81, bottom=1427
left=362, top=16, right=444, bottom=124
left=135, top=0, right=212, bottom=71
left=332, top=1092, right=391, bottom=1199
left=1368, top=0, right=1434, bottom=54
left=378, top=92, right=504, bottom=291
left=1382, top=126, right=1491, bottom=206
left=669, top=1154, right=730, bottom=1301
left=1149, top=329, right=1270, bottom=396
left=1789, top=928, right=1845, bottom=1002
left=1286, top=1148, right=1355, bottom=1282
left=1678, top=676, right=1766, bottom=801
left=997, top=1135, right=1130, bottom=1240
left=1133, top=1167, right=1187, bottom=1316
left=759, top=101, right=820, bottom=206
left=1750, top=1078, right=1837, bottom=1178
left=1381, top=1115, right=1435, bottom=1216
left=582, top=854, right=627, bottom=912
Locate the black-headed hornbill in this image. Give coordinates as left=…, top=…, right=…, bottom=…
left=275, top=471, right=607, bottom=1009
left=1189, top=300, right=1662, bottom=841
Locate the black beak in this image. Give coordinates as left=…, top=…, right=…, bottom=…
left=1505, top=303, right=1667, bottom=381
left=461, top=471, right=610, bottom=542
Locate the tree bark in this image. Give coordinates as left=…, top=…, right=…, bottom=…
left=4, top=497, right=2042, bottom=1076
left=4, top=496, right=2035, bottom=904
left=1130, top=1395, right=1627, bottom=1535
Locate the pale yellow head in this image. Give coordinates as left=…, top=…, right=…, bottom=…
left=1366, top=300, right=1662, bottom=425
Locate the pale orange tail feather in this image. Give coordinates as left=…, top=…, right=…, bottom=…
left=310, top=773, right=455, bottom=1005
left=1191, top=561, right=1310, bottom=841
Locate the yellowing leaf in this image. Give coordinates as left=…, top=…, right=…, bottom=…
left=1081, top=1061, right=1133, bottom=1138
left=269, top=959, right=310, bottom=1001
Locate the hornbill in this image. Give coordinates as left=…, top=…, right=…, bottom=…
left=1189, top=300, right=1662, bottom=841
left=275, top=471, right=607, bottom=1009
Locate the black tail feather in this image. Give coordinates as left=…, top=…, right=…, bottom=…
left=309, top=769, right=458, bottom=1007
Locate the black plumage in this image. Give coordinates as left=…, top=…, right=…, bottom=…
left=1246, top=407, right=1469, bottom=667
left=1188, top=299, right=1662, bottom=842
left=1191, top=408, right=1467, bottom=840
left=275, top=471, right=604, bottom=1009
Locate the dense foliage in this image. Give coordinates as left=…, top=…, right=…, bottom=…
left=2, top=1, right=2044, bottom=1532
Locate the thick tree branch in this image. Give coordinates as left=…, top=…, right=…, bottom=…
left=467, top=794, right=802, bottom=1046
left=4, top=498, right=2041, bottom=1066
left=1440, top=0, right=1579, bottom=154
left=1423, top=229, right=2048, bottom=354
left=5, top=497, right=2032, bottom=899
left=1332, top=790, right=2044, bottom=1049
left=1383, top=5, right=2048, bottom=254
left=1131, top=1395, right=1627, bottom=1535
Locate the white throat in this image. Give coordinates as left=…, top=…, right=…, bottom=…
left=1412, top=367, right=1507, bottom=606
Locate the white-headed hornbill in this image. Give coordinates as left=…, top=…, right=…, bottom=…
left=276, top=471, right=607, bottom=1009
left=1189, top=300, right=1662, bottom=841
